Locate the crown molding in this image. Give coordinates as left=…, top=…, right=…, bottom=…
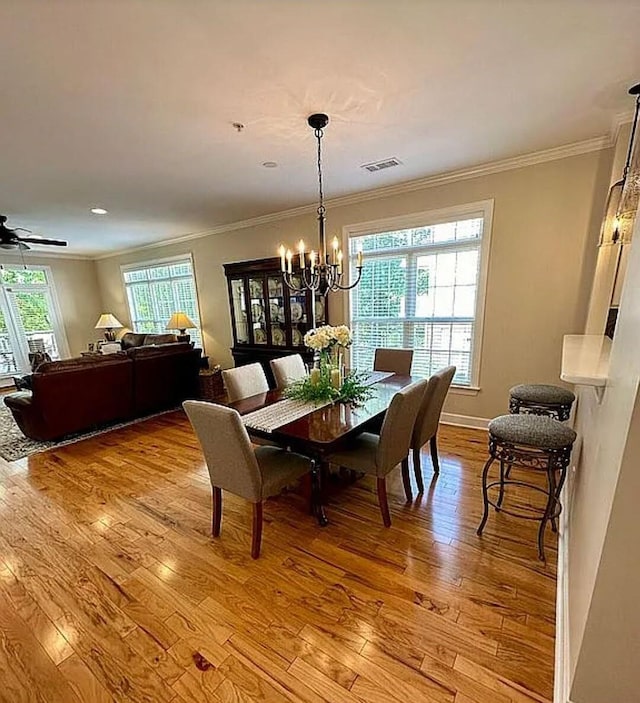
left=0, top=249, right=92, bottom=262
left=94, top=134, right=612, bottom=261
left=611, top=110, right=635, bottom=146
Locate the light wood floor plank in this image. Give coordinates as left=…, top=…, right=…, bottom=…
left=0, top=414, right=557, bottom=702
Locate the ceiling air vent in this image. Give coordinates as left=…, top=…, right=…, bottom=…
left=361, top=157, right=403, bottom=173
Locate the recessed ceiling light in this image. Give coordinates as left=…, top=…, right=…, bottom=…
left=262, top=161, right=278, bottom=168
left=90, top=207, right=108, bottom=215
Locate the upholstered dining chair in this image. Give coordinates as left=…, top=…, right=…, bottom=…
left=373, top=348, right=414, bottom=375
left=325, top=379, right=428, bottom=526
left=183, top=400, right=312, bottom=558
left=410, top=365, right=456, bottom=492
left=270, top=354, right=307, bottom=390
left=222, top=362, right=269, bottom=402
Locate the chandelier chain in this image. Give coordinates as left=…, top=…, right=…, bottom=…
left=316, top=128, right=325, bottom=217
left=622, top=93, right=640, bottom=182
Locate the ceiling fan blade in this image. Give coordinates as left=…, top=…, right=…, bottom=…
left=0, top=240, right=31, bottom=250
left=17, top=236, right=67, bottom=247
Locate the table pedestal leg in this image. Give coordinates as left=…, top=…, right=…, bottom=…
left=310, top=458, right=328, bottom=527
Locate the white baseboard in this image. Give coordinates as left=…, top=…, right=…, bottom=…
left=440, top=412, right=490, bottom=430
left=554, top=469, right=574, bottom=703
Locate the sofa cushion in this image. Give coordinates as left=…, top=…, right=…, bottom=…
left=125, top=342, right=193, bottom=359
left=144, top=333, right=178, bottom=345
left=121, top=332, right=147, bottom=349
left=121, top=332, right=178, bottom=349
left=36, top=353, right=128, bottom=374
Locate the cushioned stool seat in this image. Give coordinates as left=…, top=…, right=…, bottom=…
left=489, top=414, right=576, bottom=450
left=509, top=384, right=575, bottom=421
left=478, top=413, right=576, bottom=561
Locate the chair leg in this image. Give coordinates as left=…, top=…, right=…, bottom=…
left=401, top=457, right=412, bottom=502
left=212, top=486, right=222, bottom=537
left=251, top=501, right=263, bottom=559
left=497, top=460, right=506, bottom=510
left=477, top=456, right=495, bottom=536
left=430, top=436, right=440, bottom=475
left=377, top=477, right=392, bottom=527
left=537, top=468, right=557, bottom=562
left=412, top=447, right=424, bottom=493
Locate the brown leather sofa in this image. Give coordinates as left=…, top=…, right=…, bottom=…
left=4, top=343, right=201, bottom=441
left=120, top=332, right=179, bottom=349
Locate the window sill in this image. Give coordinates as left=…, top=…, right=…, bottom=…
left=450, top=385, right=480, bottom=396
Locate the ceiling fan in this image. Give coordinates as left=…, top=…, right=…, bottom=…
left=0, top=215, right=67, bottom=250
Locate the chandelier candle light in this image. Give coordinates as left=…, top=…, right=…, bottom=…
left=279, top=113, right=364, bottom=302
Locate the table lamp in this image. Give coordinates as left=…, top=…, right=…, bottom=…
left=167, top=311, right=197, bottom=343
left=95, top=313, right=123, bottom=341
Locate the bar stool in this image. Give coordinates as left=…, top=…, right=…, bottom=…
left=477, top=414, right=576, bottom=561
left=509, top=384, right=575, bottom=421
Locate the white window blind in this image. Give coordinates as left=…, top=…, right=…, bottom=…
left=349, top=209, right=489, bottom=387
left=122, top=257, right=203, bottom=348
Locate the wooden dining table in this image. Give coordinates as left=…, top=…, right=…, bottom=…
left=227, top=372, right=421, bottom=527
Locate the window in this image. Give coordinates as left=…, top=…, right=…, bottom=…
left=122, top=256, right=203, bottom=348
left=0, top=265, right=69, bottom=376
left=348, top=201, right=492, bottom=387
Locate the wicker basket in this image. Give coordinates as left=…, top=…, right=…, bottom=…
left=198, top=369, right=225, bottom=402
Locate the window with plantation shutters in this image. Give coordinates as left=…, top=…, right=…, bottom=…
left=122, top=256, right=203, bottom=348
left=348, top=202, right=492, bottom=387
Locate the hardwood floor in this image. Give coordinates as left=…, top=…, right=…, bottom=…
left=0, top=411, right=557, bottom=703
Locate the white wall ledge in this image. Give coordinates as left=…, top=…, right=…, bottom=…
left=561, top=334, right=611, bottom=387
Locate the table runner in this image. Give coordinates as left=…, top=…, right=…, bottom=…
left=241, top=371, right=394, bottom=433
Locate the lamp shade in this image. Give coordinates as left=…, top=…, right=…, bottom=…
left=95, top=313, right=123, bottom=329
left=166, top=312, right=196, bottom=331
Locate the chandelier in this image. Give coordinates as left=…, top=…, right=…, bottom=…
left=279, top=113, right=363, bottom=296
left=599, top=82, right=640, bottom=246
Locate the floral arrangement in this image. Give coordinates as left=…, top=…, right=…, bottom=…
left=303, top=324, right=352, bottom=351
left=283, top=325, right=373, bottom=406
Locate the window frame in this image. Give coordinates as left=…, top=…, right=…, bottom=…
left=0, top=264, right=70, bottom=376
left=342, top=199, right=494, bottom=391
left=120, top=253, right=205, bottom=351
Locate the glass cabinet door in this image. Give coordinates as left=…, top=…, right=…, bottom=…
left=287, top=274, right=309, bottom=348
left=248, top=277, right=267, bottom=345
left=230, top=278, right=249, bottom=344
left=314, top=293, right=327, bottom=327
left=267, top=276, right=286, bottom=346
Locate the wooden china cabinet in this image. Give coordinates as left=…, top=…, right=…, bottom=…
left=223, top=256, right=329, bottom=384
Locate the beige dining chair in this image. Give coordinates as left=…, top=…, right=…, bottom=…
left=410, top=365, right=456, bottom=492
left=325, top=379, right=428, bottom=526
left=374, top=348, right=414, bottom=375
left=270, top=354, right=307, bottom=390
left=183, top=400, right=312, bottom=558
left=222, top=362, right=269, bottom=402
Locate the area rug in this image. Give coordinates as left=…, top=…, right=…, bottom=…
left=0, top=402, right=181, bottom=462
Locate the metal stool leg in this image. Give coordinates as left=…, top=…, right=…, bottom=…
left=537, top=466, right=557, bottom=561
left=551, top=465, right=567, bottom=533
left=497, top=460, right=506, bottom=510
left=477, top=455, right=495, bottom=535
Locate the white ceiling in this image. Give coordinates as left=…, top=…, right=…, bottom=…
left=1, top=0, right=639, bottom=256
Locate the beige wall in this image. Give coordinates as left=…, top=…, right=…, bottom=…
left=96, top=148, right=612, bottom=420
left=568, top=209, right=640, bottom=702
left=0, top=253, right=102, bottom=357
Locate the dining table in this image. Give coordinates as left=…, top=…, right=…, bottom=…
left=227, top=371, right=421, bottom=526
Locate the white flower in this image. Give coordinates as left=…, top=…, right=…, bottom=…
left=304, top=326, right=332, bottom=350
left=305, top=324, right=353, bottom=351
left=332, top=325, right=352, bottom=348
